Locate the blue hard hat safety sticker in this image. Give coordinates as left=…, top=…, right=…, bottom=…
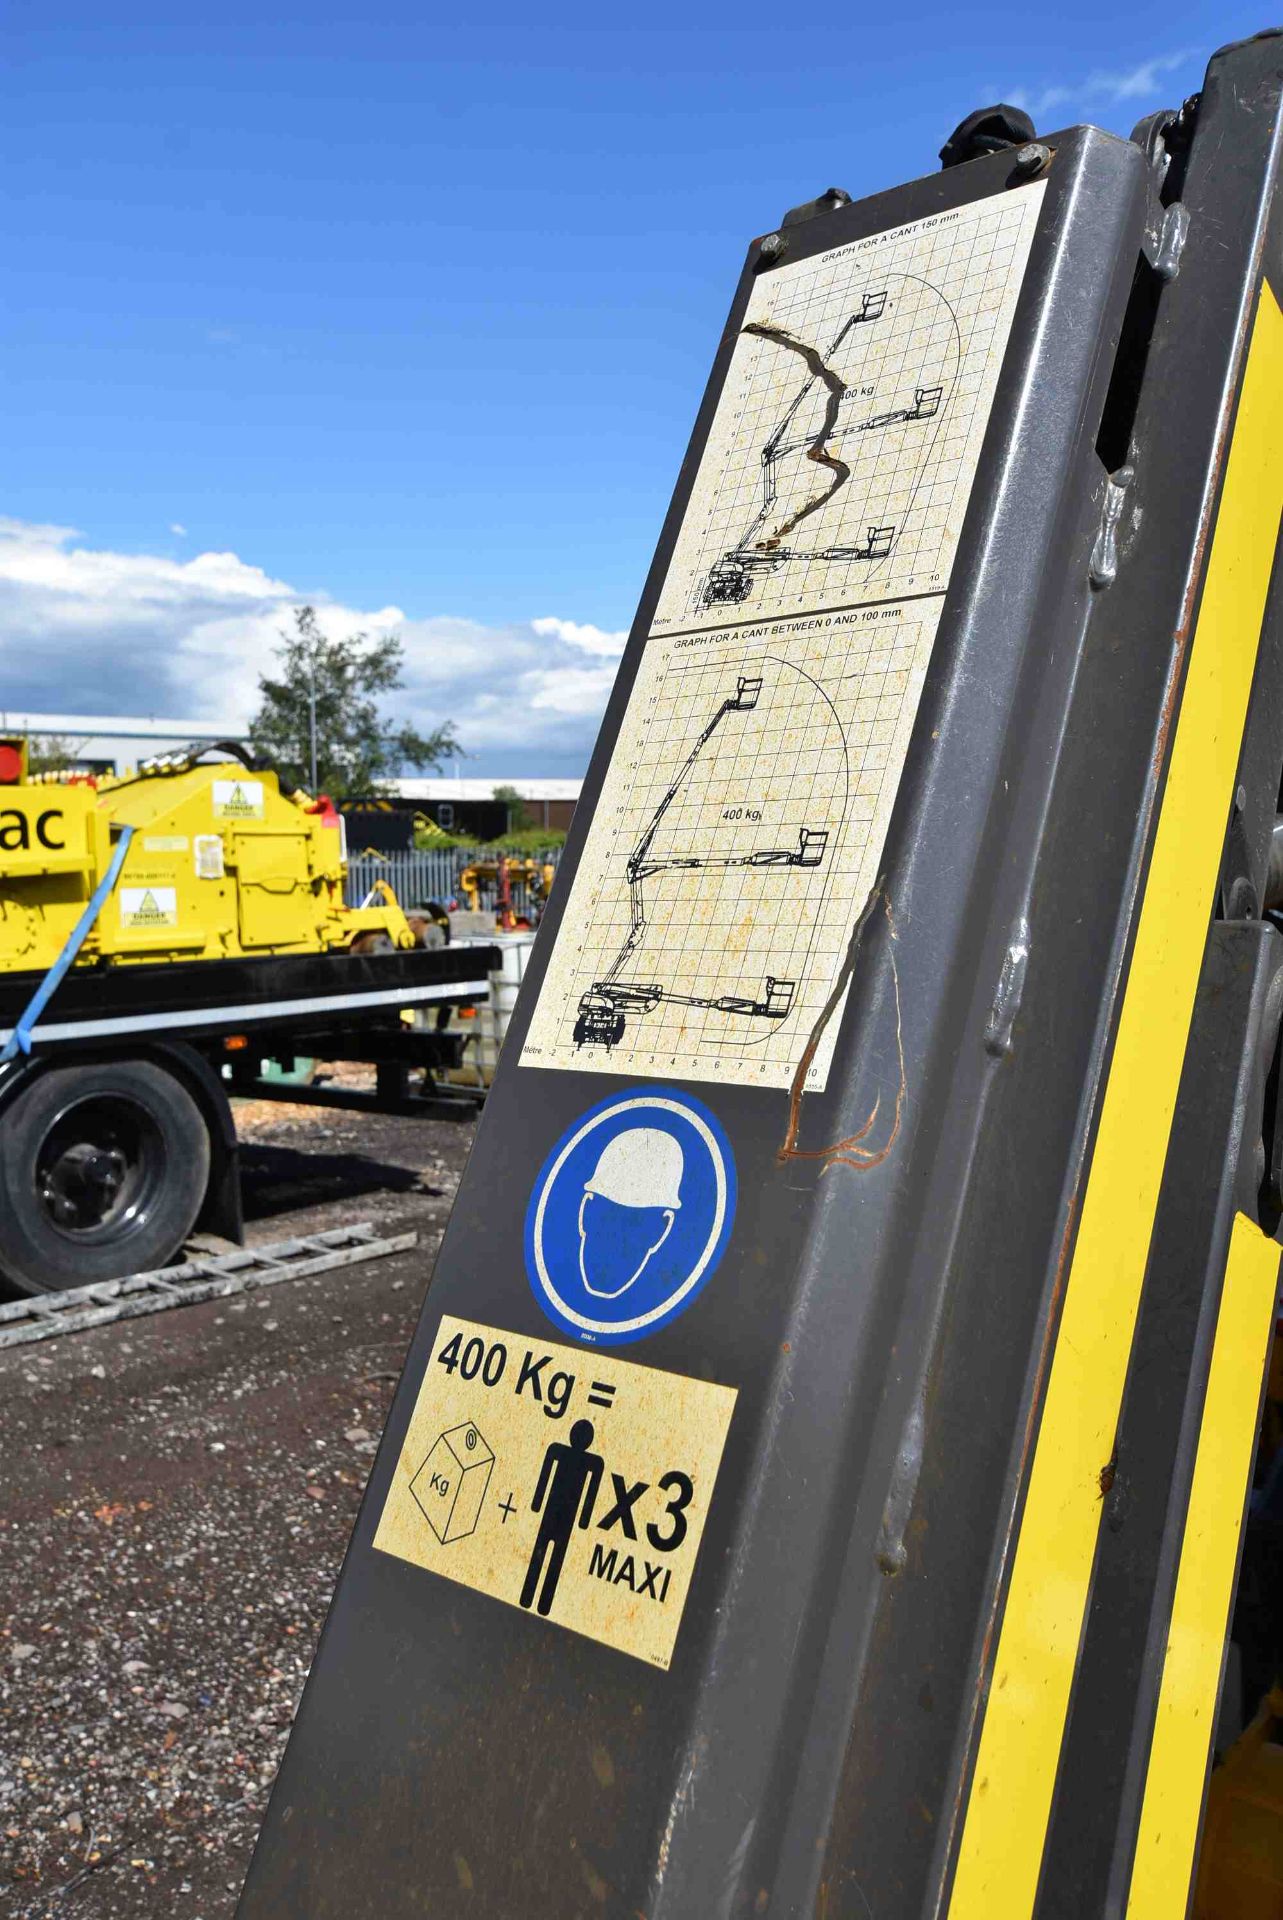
left=525, top=1088, right=737, bottom=1345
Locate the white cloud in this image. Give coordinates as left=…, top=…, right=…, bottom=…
left=0, top=516, right=622, bottom=772
left=394, top=612, right=625, bottom=759
left=531, top=615, right=627, bottom=657
left=1004, top=83, right=1076, bottom=121
left=169, top=522, right=187, bottom=537
left=999, top=49, right=1192, bottom=126
left=0, top=515, right=80, bottom=548
left=1088, top=52, right=1191, bottom=103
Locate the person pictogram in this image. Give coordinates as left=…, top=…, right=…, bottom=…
left=520, top=1419, right=604, bottom=1617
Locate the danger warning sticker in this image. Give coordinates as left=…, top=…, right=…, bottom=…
left=118, top=886, right=178, bottom=929
left=212, top=778, right=265, bottom=820
left=374, top=1315, right=737, bottom=1668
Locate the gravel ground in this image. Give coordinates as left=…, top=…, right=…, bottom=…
left=0, top=1094, right=475, bottom=1919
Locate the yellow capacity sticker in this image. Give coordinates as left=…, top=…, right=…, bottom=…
left=375, top=1315, right=737, bottom=1668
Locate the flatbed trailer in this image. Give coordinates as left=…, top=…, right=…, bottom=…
left=0, top=942, right=499, bottom=1294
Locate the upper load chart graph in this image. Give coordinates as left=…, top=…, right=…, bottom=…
left=698, top=278, right=957, bottom=614
left=523, top=185, right=1046, bottom=1092
left=650, top=188, right=1047, bottom=635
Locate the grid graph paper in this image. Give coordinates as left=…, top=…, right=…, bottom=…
left=522, top=182, right=1045, bottom=1092
left=653, top=185, right=1045, bottom=633
left=523, top=602, right=941, bottom=1089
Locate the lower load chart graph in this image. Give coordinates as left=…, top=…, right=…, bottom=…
left=570, top=671, right=829, bottom=1051
left=522, top=603, right=942, bottom=1093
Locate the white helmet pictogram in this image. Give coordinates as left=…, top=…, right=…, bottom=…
left=582, top=1127, right=683, bottom=1211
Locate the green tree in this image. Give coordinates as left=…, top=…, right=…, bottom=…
left=23, top=733, right=83, bottom=776
left=492, top=783, right=532, bottom=834
left=250, top=606, right=457, bottom=800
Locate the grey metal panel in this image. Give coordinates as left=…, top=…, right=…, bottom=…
left=239, top=134, right=1151, bottom=1920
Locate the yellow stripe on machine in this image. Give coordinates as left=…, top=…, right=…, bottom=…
left=1126, top=1211, right=1282, bottom=1917
left=947, top=284, right=1283, bottom=1919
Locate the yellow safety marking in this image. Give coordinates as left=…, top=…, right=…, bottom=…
left=1126, top=1211, right=1281, bottom=1916
left=947, top=284, right=1283, bottom=1918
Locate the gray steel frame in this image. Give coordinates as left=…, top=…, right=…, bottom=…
left=239, top=34, right=1283, bottom=1918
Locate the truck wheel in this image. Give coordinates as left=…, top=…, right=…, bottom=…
left=0, top=1061, right=211, bottom=1294
left=406, top=912, right=447, bottom=950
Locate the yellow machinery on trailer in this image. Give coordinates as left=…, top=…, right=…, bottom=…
left=0, top=735, right=415, bottom=972
left=0, top=734, right=498, bottom=1295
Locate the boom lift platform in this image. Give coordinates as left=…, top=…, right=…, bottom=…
left=242, top=33, right=1283, bottom=1919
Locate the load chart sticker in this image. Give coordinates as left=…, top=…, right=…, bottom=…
left=525, top=1087, right=736, bottom=1347
left=374, top=1316, right=738, bottom=1669
left=522, top=183, right=1045, bottom=1091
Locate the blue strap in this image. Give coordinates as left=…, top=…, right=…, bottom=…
left=0, top=824, right=136, bottom=1065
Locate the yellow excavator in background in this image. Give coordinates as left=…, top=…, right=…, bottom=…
left=457, top=856, right=555, bottom=929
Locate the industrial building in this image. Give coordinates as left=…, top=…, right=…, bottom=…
left=389, top=776, right=581, bottom=836
left=1, top=711, right=252, bottom=778
left=0, top=723, right=581, bottom=841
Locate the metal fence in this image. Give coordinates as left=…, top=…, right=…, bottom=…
left=345, top=847, right=563, bottom=923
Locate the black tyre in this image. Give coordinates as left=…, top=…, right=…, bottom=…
left=0, top=1060, right=211, bottom=1294
left=406, top=905, right=449, bottom=949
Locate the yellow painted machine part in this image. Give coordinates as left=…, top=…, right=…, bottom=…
left=0, top=762, right=413, bottom=970
left=947, top=284, right=1283, bottom=1918
left=1130, top=1213, right=1282, bottom=1917
left=458, top=860, right=555, bottom=919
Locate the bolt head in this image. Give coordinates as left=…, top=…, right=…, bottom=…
left=759, top=231, right=786, bottom=261
left=1014, top=142, right=1051, bottom=177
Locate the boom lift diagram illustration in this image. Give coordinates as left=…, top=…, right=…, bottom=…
left=572, top=674, right=828, bottom=1049
left=702, top=282, right=953, bottom=609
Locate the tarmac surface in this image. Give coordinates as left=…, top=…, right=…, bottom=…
left=0, top=1092, right=476, bottom=1919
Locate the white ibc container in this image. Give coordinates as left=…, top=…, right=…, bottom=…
left=488, top=934, right=537, bottom=1060
left=418, top=932, right=537, bottom=1085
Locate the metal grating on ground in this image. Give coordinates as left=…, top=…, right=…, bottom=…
left=0, top=1223, right=418, bottom=1349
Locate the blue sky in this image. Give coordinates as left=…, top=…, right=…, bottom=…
left=0, top=4, right=1263, bottom=774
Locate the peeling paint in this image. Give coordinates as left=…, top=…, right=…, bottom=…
left=984, top=914, right=1030, bottom=1058
left=877, top=1386, right=927, bottom=1575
